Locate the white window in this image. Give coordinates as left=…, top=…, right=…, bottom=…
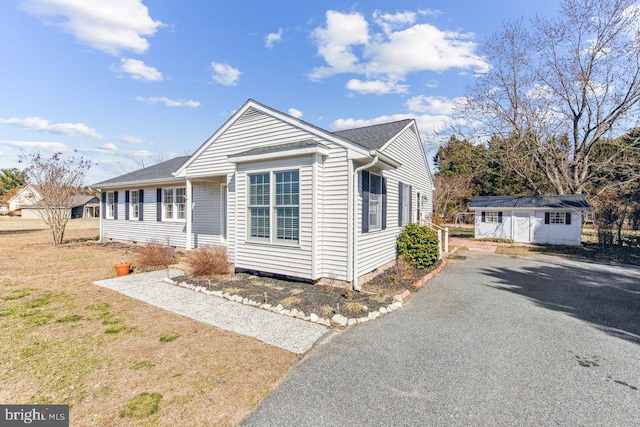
left=275, top=171, right=299, bottom=241
left=107, top=191, right=115, bottom=219
left=248, top=170, right=299, bottom=242
left=485, top=211, right=500, bottom=223
left=249, top=173, right=270, bottom=239
left=549, top=212, right=566, bottom=224
left=400, top=182, right=411, bottom=226
left=130, top=190, right=139, bottom=220
left=369, top=173, right=382, bottom=230
left=163, top=187, right=186, bottom=221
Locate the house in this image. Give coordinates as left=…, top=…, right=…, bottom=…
left=8, top=184, right=100, bottom=219
left=92, top=99, right=434, bottom=288
left=469, top=195, right=590, bottom=245
left=0, top=204, right=8, bottom=214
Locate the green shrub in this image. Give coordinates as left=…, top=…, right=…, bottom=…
left=397, top=223, right=440, bottom=269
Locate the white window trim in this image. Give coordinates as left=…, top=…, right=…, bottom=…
left=485, top=211, right=500, bottom=223
left=368, top=172, right=382, bottom=232
left=549, top=212, right=566, bottom=225
left=130, top=190, right=139, bottom=220
left=163, top=187, right=186, bottom=222
left=246, top=168, right=300, bottom=246
left=106, top=191, right=115, bottom=219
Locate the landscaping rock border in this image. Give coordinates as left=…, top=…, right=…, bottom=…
left=162, top=260, right=447, bottom=329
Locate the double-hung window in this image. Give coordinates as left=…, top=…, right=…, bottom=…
left=248, top=170, right=299, bottom=243
left=399, top=182, right=411, bottom=226
left=368, top=173, right=382, bottom=230
left=107, top=192, right=115, bottom=219
left=163, top=187, right=186, bottom=220
left=546, top=212, right=571, bottom=225
left=130, top=190, right=139, bottom=219
left=275, top=171, right=299, bottom=241
left=249, top=173, right=270, bottom=239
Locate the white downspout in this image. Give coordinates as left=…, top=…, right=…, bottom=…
left=185, top=178, right=192, bottom=250
left=352, top=155, right=379, bottom=291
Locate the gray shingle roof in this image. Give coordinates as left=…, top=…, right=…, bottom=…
left=332, top=119, right=413, bottom=150
left=470, top=195, right=590, bottom=209
left=232, top=140, right=328, bottom=157
left=91, top=156, right=190, bottom=188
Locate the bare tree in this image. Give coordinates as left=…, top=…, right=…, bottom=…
left=433, top=175, right=473, bottom=223
left=465, top=0, right=640, bottom=195
left=21, top=152, right=91, bottom=245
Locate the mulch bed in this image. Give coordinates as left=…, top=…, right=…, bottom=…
left=173, top=261, right=438, bottom=319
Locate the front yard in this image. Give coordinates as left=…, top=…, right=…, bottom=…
left=0, top=218, right=298, bottom=425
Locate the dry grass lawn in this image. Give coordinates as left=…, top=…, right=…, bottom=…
left=0, top=218, right=298, bottom=426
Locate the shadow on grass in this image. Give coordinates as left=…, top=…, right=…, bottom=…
left=481, top=261, right=640, bottom=345
left=0, top=229, right=41, bottom=236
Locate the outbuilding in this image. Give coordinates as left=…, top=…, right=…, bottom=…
left=469, top=195, right=590, bottom=246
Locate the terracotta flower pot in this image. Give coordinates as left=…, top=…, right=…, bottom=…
left=114, top=262, right=132, bottom=277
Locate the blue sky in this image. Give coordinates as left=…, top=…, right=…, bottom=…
left=0, top=0, right=560, bottom=183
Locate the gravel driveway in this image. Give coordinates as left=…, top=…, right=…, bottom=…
left=243, top=251, right=640, bottom=426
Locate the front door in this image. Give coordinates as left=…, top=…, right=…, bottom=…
left=514, top=212, right=531, bottom=243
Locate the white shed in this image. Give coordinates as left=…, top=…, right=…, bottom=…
left=469, top=195, right=590, bottom=246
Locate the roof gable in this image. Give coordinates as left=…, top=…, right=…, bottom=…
left=470, top=195, right=589, bottom=209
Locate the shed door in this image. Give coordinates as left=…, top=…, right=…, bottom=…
left=514, top=212, right=532, bottom=243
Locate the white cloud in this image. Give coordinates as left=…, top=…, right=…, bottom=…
left=405, top=95, right=464, bottom=114
left=346, top=78, right=408, bottom=94
left=372, top=10, right=416, bottom=34
left=310, top=9, right=488, bottom=90
left=0, top=116, right=103, bottom=139
left=288, top=108, right=303, bottom=118
left=120, top=135, right=143, bottom=144
left=99, top=143, right=118, bottom=151
left=526, top=84, right=553, bottom=100
left=332, top=112, right=455, bottom=139
left=117, top=58, right=163, bottom=82
left=22, top=0, right=163, bottom=56
left=1, top=140, right=68, bottom=152
left=211, top=62, right=242, bottom=86
left=309, top=10, right=369, bottom=80
left=265, top=28, right=283, bottom=48
left=418, top=8, right=443, bottom=17
left=135, top=96, right=200, bottom=107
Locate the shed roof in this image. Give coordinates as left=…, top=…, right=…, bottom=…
left=92, top=156, right=190, bottom=188
left=470, top=195, right=589, bottom=210
left=332, top=119, right=413, bottom=150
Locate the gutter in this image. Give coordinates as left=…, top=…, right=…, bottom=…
left=352, top=155, right=379, bottom=291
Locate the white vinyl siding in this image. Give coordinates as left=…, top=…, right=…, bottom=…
left=236, top=157, right=313, bottom=279
left=357, top=126, right=435, bottom=277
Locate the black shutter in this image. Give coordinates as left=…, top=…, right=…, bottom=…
left=139, top=189, right=144, bottom=221
left=125, top=190, right=130, bottom=220
left=101, top=192, right=106, bottom=219
left=498, top=211, right=503, bottom=223
left=381, top=177, right=387, bottom=230
left=566, top=212, right=571, bottom=225
left=545, top=212, right=550, bottom=224
left=113, top=191, right=118, bottom=220
left=156, top=188, right=162, bottom=222
left=398, top=182, right=403, bottom=226
left=362, top=171, right=369, bottom=233
left=409, top=185, right=413, bottom=223
left=481, top=211, right=486, bottom=222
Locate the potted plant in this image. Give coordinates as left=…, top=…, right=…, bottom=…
left=114, top=262, right=132, bottom=277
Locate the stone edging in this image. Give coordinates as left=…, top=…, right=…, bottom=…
left=162, top=260, right=447, bottom=328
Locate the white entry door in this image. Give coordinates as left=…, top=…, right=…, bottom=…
left=513, top=212, right=532, bottom=243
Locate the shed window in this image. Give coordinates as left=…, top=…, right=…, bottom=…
left=545, top=212, right=571, bottom=225
left=483, top=211, right=501, bottom=223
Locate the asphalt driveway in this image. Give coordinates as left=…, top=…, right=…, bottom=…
left=243, top=251, right=640, bottom=426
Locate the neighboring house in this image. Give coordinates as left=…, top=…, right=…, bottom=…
left=469, top=195, right=590, bottom=245
left=8, top=184, right=40, bottom=212
left=8, top=184, right=99, bottom=219
left=22, top=195, right=100, bottom=219
left=93, top=99, right=435, bottom=288
left=0, top=204, right=8, bottom=214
